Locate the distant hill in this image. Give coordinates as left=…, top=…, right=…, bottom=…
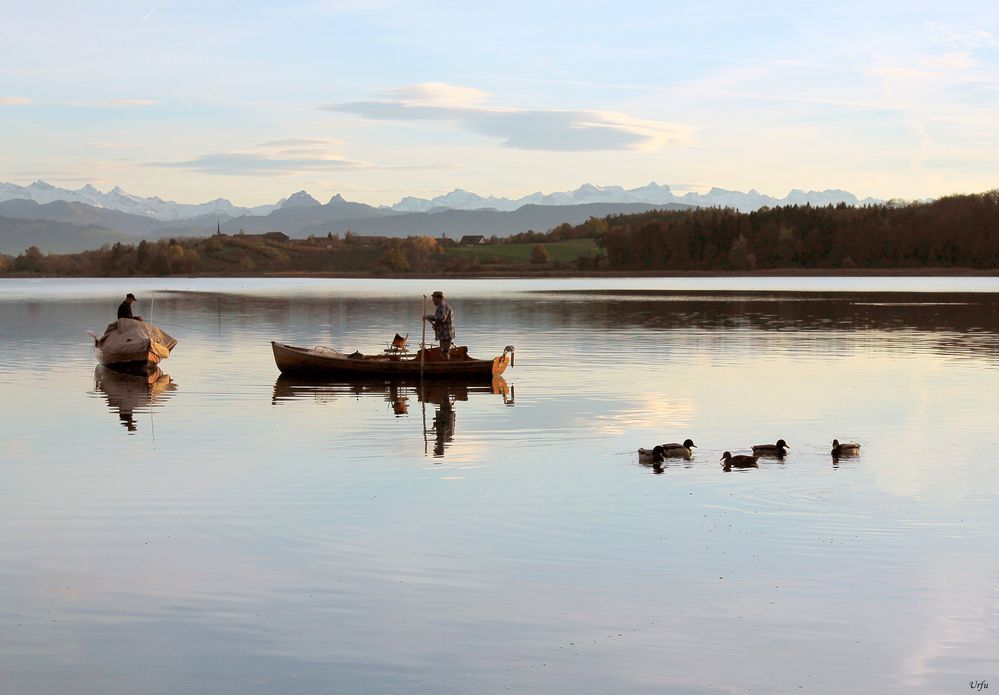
left=0, top=199, right=165, bottom=236
left=217, top=193, right=397, bottom=235
left=0, top=215, right=129, bottom=254
left=300, top=202, right=686, bottom=238
left=0, top=194, right=693, bottom=253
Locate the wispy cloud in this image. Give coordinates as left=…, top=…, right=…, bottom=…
left=324, top=82, right=695, bottom=152
left=380, top=83, right=490, bottom=107
left=66, top=99, right=160, bottom=108
left=923, top=22, right=999, bottom=50
left=255, top=138, right=346, bottom=157
left=148, top=139, right=366, bottom=176
left=109, top=98, right=159, bottom=107
left=0, top=96, right=33, bottom=106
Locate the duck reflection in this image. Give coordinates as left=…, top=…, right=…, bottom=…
left=93, top=365, right=177, bottom=433
left=272, top=375, right=514, bottom=457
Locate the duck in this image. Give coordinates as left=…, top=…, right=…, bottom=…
left=638, top=445, right=665, bottom=463
left=752, top=439, right=789, bottom=458
left=831, top=439, right=861, bottom=457
left=720, top=451, right=759, bottom=469
left=662, top=438, right=697, bottom=458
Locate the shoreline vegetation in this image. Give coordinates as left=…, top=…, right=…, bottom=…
left=2, top=190, right=997, bottom=279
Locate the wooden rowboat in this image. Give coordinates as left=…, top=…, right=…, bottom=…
left=92, top=318, right=177, bottom=373
left=271, top=341, right=514, bottom=379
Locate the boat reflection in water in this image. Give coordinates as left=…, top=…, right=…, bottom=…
left=272, top=375, right=514, bottom=457
left=93, top=365, right=178, bottom=433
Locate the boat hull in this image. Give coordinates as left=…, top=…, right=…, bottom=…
left=95, top=348, right=165, bottom=373
left=272, top=341, right=510, bottom=379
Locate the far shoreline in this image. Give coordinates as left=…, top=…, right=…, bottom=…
left=4, top=267, right=999, bottom=281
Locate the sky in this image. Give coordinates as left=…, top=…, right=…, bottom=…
left=1, top=0, right=997, bottom=207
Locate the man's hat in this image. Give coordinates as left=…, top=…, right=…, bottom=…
left=126, top=293, right=137, bottom=300
left=431, top=290, right=444, bottom=298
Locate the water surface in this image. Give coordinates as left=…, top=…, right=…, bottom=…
left=1, top=277, right=998, bottom=694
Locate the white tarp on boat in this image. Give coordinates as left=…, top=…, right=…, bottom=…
left=96, top=318, right=177, bottom=364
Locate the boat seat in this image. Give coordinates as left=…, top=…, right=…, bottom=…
left=384, top=333, right=409, bottom=354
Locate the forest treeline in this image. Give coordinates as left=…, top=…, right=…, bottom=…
left=2, top=190, right=997, bottom=276
left=593, top=190, right=999, bottom=270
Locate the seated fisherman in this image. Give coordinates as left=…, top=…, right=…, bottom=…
left=117, top=293, right=143, bottom=321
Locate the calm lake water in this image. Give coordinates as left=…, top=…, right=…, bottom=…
left=1, top=277, right=998, bottom=694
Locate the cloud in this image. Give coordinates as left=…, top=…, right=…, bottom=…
left=65, top=99, right=160, bottom=108
left=923, top=22, right=999, bottom=50
left=255, top=138, right=347, bottom=158
left=324, top=82, right=694, bottom=152
left=257, top=138, right=344, bottom=149
left=0, top=96, right=32, bottom=105
left=148, top=139, right=365, bottom=176
left=109, top=99, right=159, bottom=107
left=380, top=82, right=490, bottom=107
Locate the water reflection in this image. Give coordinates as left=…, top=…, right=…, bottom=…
left=92, top=365, right=177, bottom=433
left=272, top=375, right=514, bottom=457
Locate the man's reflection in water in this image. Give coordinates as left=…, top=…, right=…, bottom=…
left=432, top=396, right=456, bottom=457
left=119, top=409, right=138, bottom=432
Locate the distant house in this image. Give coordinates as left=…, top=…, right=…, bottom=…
left=459, top=235, right=485, bottom=246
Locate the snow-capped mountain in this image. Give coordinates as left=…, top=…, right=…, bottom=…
left=387, top=182, right=880, bottom=213
left=0, top=181, right=280, bottom=221
left=392, top=189, right=517, bottom=213
left=280, top=191, right=322, bottom=209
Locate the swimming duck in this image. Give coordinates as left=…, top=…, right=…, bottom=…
left=831, top=439, right=861, bottom=457
left=720, top=451, right=759, bottom=469
left=638, top=445, right=665, bottom=463
left=752, top=439, right=789, bottom=457
left=662, top=439, right=697, bottom=458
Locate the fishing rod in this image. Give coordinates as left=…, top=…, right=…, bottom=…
left=421, top=294, right=427, bottom=455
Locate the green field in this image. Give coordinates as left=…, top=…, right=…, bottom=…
left=446, top=238, right=601, bottom=264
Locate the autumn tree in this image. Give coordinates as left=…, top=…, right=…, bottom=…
left=530, top=244, right=550, bottom=264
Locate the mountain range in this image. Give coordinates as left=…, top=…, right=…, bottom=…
left=0, top=180, right=280, bottom=220
left=0, top=180, right=883, bottom=254
left=1, top=180, right=881, bottom=219
left=390, top=182, right=882, bottom=213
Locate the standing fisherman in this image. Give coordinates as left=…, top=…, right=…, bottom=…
left=424, top=290, right=455, bottom=359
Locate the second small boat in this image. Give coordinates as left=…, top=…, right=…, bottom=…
left=271, top=341, right=514, bottom=379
